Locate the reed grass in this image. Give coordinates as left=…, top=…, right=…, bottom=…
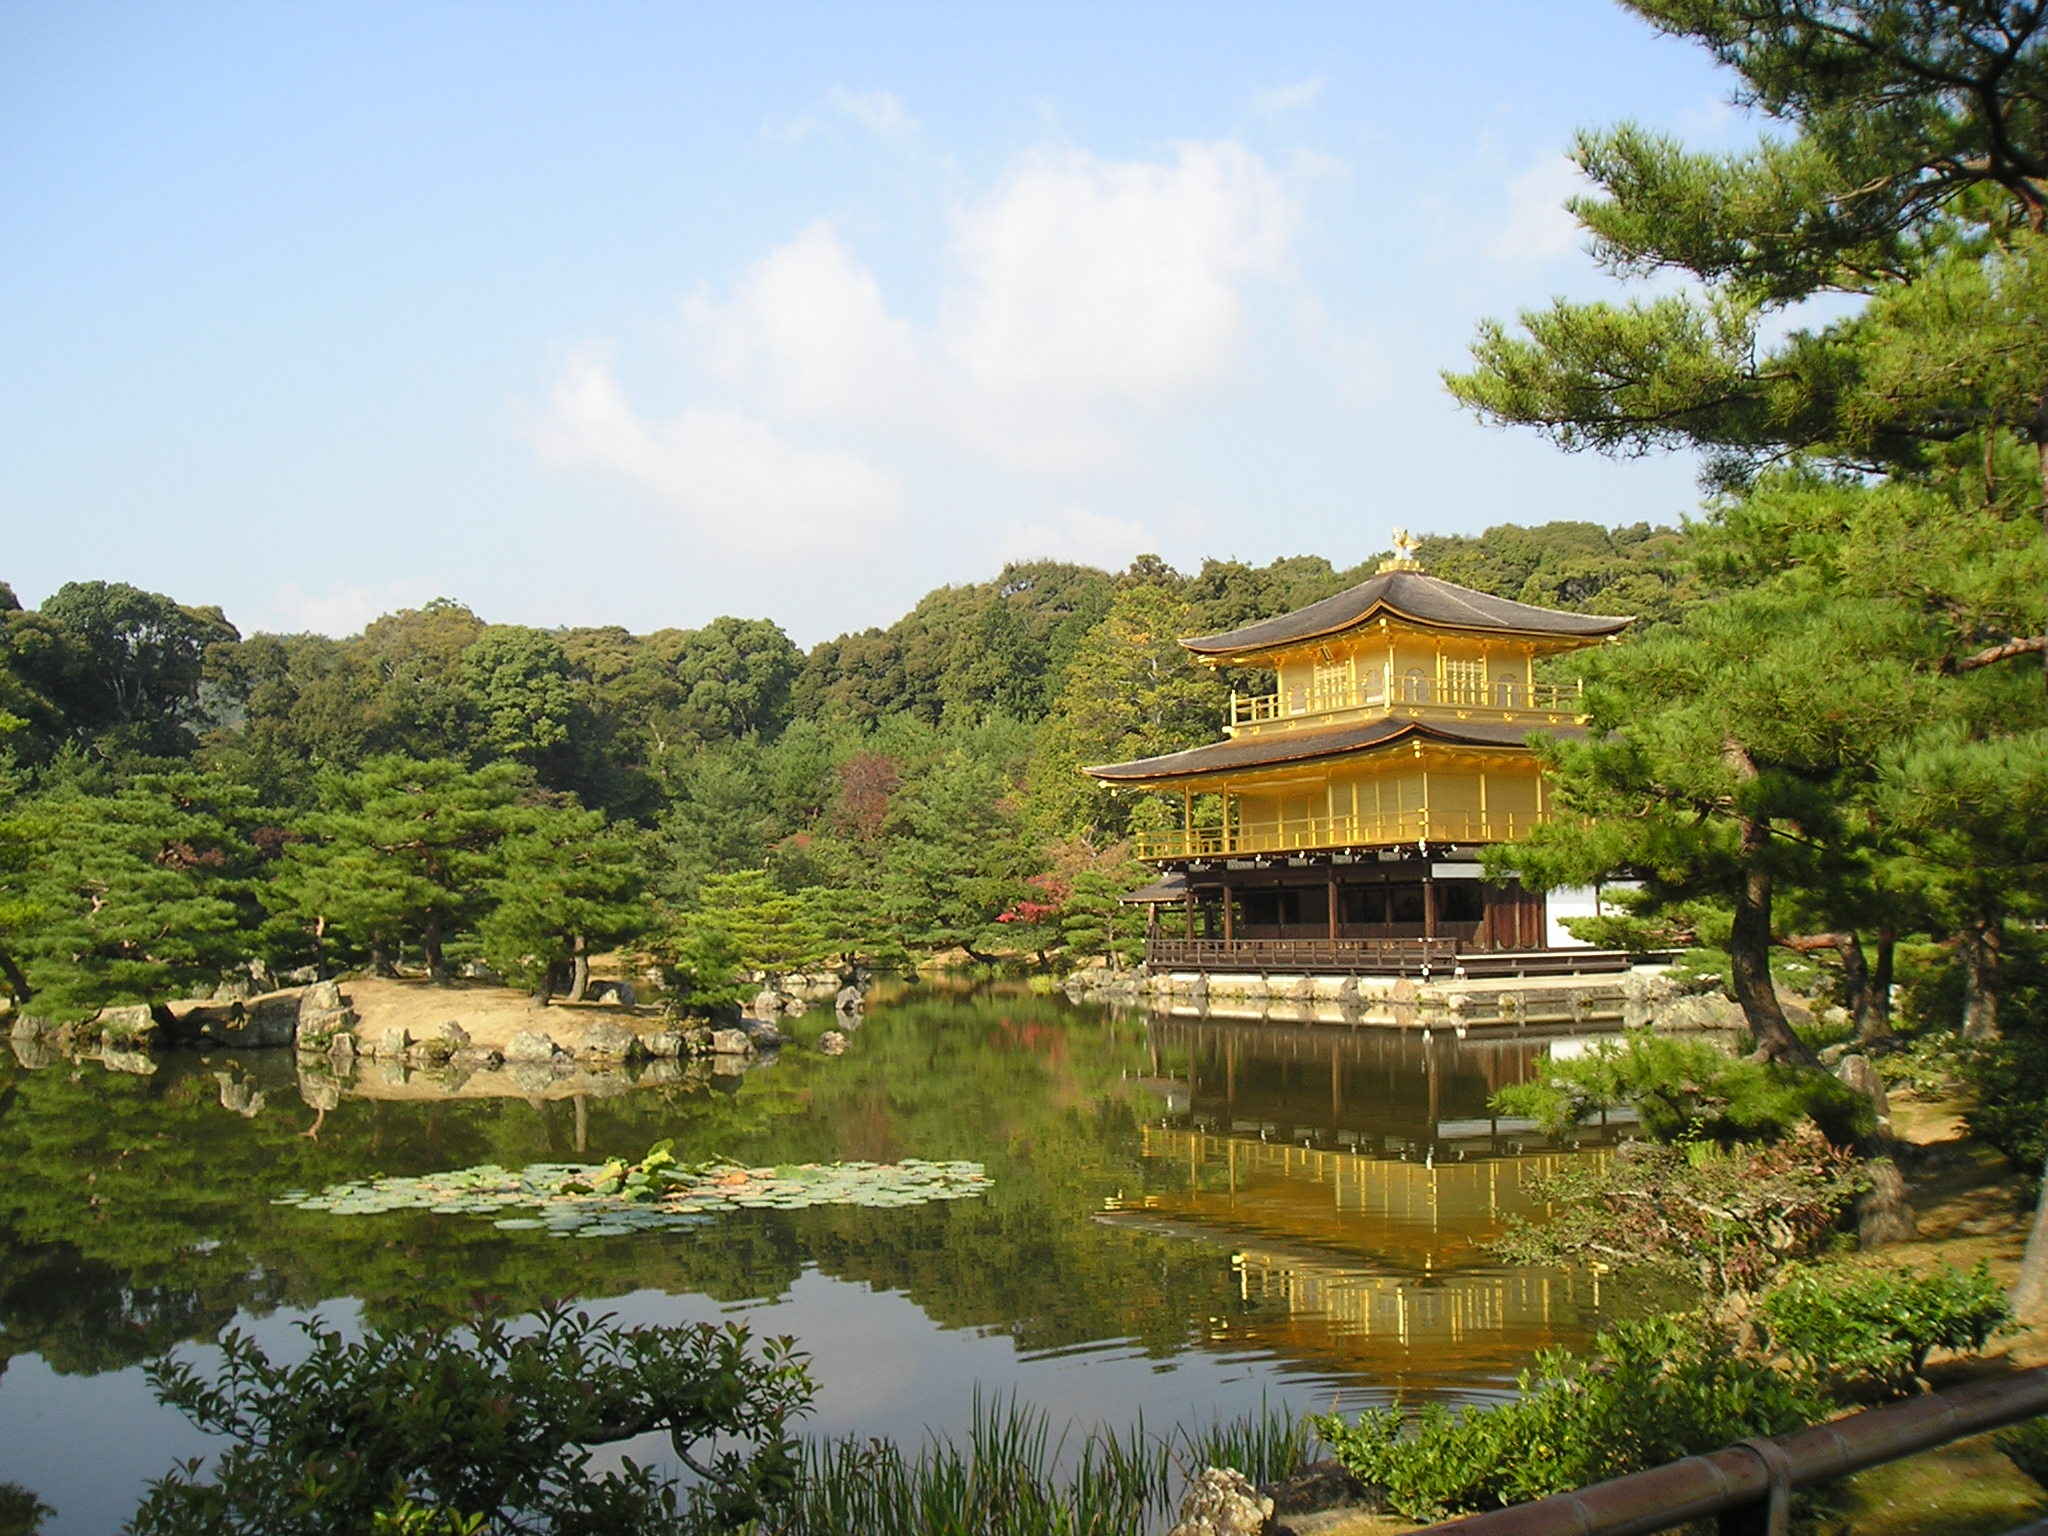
left=771, top=1389, right=1311, bottom=1536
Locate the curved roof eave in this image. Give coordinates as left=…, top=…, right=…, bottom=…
left=1179, top=570, right=1632, bottom=659
left=1084, top=717, right=1584, bottom=784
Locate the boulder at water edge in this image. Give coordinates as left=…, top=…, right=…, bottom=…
left=94, top=1004, right=161, bottom=1049
left=1260, top=1458, right=1383, bottom=1534
left=296, top=981, right=357, bottom=1049
left=503, top=1031, right=560, bottom=1063
left=412, top=1021, right=471, bottom=1062
left=1167, top=1468, right=1273, bottom=1536
left=369, top=1026, right=411, bottom=1059
left=577, top=1021, right=644, bottom=1060
left=243, top=993, right=302, bottom=1047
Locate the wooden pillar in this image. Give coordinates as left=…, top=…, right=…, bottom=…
left=1183, top=897, right=1195, bottom=941
left=1423, top=871, right=1438, bottom=940
left=1222, top=878, right=1235, bottom=943
left=1327, top=871, right=1339, bottom=940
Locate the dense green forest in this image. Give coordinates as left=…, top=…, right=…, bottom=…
left=0, top=524, right=1686, bottom=1018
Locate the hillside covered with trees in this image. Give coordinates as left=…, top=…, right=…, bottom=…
left=0, top=524, right=1684, bottom=1016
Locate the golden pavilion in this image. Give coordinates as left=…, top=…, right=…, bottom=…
left=1085, top=536, right=1631, bottom=975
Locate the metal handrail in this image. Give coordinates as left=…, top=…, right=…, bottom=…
left=1415, top=1365, right=2048, bottom=1536
left=1228, top=677, right=1584, bottom=729
left=1132, top=809, right=1541, bottom=860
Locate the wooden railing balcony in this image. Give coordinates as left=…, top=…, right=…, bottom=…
left=1143, top=937, right=1633, bottom=976
left=1147, top=936, right=1457, bottom=973
left=1133, top=808, right=1542, bottom=861
left=1229, top=677, right=1584, bottom=732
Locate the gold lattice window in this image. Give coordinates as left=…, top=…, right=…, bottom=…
left=1446, top=659, right=1485, bottom=703
left=1312, top=660, right=1349, bottom=704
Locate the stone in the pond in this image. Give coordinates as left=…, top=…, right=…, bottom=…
left=503, top=1031, right=559, bottom=1063
left=577, top=1021, right=643, bottom=1060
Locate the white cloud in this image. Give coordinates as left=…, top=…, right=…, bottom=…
left=993, top=504, right=1159, bottom=571
left=944, top=143, right=1294, bottom=411
left=685, top=220, right=927, bottom=424
left=771, top=87, right=919, bottom=146
left=538, top=136, right=1308, bottom=566
left=827, top=87, right=918, bottom=142
left=1489, top=153, right=1589, bottom=263
left=262, top=579, right=438, bottom=638
left=667, top=140, right=1297, bottom=475
left=1252, top=75, right=1323, bottom=114
left=534, top=355, right=904, bottom=551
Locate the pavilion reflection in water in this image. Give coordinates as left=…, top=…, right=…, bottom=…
left=1106, top=1018, right=1628, bottom=1396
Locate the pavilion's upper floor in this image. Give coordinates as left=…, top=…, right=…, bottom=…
left=1181, top=556, right=1629, bottom=739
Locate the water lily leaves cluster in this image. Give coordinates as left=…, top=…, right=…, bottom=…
left=277, top=1147, right=992, bottom=1239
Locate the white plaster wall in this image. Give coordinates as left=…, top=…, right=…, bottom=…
left=1546, top=884, right=1600, bottom=948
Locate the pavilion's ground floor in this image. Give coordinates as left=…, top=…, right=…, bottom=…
left=1133, top=845, right=1630, bottom=978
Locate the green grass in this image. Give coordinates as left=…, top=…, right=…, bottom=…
left=776, top=1390, right=1311, bottom=1536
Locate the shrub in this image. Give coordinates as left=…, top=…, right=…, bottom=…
left=1492, top=1137, right=1868, bottom=1297
left=1759, top=1263, right=2013, bottom=1397
left=1871, top=1031, right=1958, bottom=1097
left=1316, top=1317, right=1824, bottom=1522
left=0, top=1483, right=50, bottom=1536
left=1996, top=1416, right=2048, bottom=1492
left=130, top=1306, right=813, bottom=1536
left=1960, top=1027, right=2048, bottom=1179
left=1491, top=1030, right=1871, bottom=1147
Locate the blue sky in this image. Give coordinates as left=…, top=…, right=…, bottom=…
left=1, top=2, right=1751, bottom=646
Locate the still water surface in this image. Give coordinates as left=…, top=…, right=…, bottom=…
left=0, top=984, right=1636, bottom=1532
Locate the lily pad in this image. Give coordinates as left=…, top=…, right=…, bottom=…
left=287, top=1144, right=990, bottom=1236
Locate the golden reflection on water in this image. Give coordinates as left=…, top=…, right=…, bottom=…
left=1106, top=1122, right=1614, bottom=1395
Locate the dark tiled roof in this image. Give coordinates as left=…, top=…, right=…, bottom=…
left=1085, top=717, right=1583, bottom=783
left=1121, top=871, right=1191, bottom=903
left=1181, top=569, right=1630, bottom=657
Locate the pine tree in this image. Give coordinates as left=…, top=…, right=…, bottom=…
left=275, top=756, right=525, bottom=983
left=477, top=802, right=647, bottom=1002
left=8, top=775, right=252, bottom=1017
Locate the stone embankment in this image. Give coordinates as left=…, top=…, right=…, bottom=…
left=8, top=980, right=360, bottom=1060
left=1064, top=961, right=1748, bottom=1032
left=6, top=971, right=870, bottom=1094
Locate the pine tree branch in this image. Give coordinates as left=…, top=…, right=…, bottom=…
left=1942, top=634, right=2048, bottom=671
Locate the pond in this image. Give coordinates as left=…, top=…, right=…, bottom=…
left=0, top=984, right=1642, bottom=1533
